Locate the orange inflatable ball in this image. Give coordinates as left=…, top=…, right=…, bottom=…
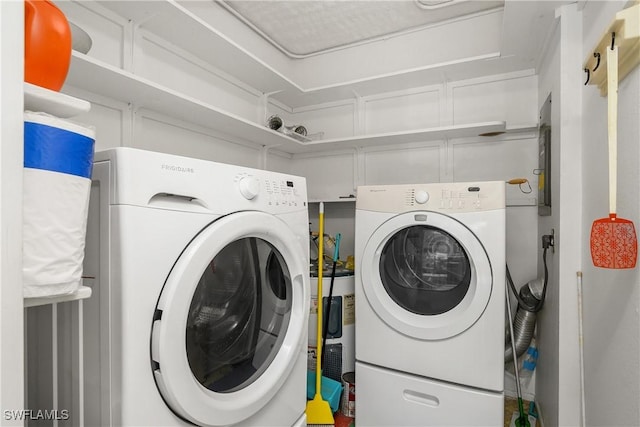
left=24, top=0, right=72, bottom=91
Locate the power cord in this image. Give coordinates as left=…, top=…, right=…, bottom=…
left=506, top=234, right=553, bottom=313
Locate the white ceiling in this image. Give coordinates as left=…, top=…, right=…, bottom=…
left=205, top=0, right=571, bottom=107
left=221, top=0, right=505, bottom=57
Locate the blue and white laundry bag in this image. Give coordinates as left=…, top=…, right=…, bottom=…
left=23, top=112, right=95, bottom=298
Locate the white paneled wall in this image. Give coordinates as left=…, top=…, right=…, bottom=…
left=450, top=71, right=538, bottom=127
left=135, top=110, right=262, bottom=168
left=63, top=87, right=130, bottom=150
left=290, top=151, right=358, bottom=201
left=363, top=142, right=444, bottom=184
left=364, top=87, right=442, bottom=134
left=55, top=1, right=129, bottom=68
left=449, top=135, right=538, bottom=185
left=284, top=101, right=356, bottom=140
left=266, top=151, right=294, bottom=174
left=291, top=72, right=539, bottom=202
left=135, top=31, right=262, bottom=122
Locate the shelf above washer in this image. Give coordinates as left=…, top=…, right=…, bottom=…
left=24, top=285, right=92, bottom=308
left=64, top=53, right=537, bottom=155
left=286, top=121, right=538, bottom=154
left=24, top=82, right=91, bottom=118
left=64, top=52, right=305, bottom=150
left=308, top=196, right=357, bottom=203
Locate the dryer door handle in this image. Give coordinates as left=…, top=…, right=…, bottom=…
left=147, top=192, right=210, bottom=213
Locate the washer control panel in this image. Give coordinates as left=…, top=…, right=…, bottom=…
left=414, top=190, right=430, bottom=204
left=357, top=182, right=505, bottom=213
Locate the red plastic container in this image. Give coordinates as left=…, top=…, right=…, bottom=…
left=24, top=0, right=71, bottom=91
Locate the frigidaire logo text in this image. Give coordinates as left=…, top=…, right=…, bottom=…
left=161, top=164, right=195, bottom=174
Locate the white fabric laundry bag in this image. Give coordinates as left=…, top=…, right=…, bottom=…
left=23, top=112, right=95, bottom=298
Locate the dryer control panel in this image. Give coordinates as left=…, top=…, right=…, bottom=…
left=234, top=172, right=305, bottom=209
left=357, top=181, right=505, bottom=214
left=262, top=176, right=302, bottom=208
left=95, top=147, right=307, bottom=214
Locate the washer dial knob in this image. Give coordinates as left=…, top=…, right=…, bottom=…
left=238, top=176, right=260, bottom=200
left=415, top=190, right=430, bottom=204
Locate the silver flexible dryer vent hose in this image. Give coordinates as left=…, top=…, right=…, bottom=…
left=505, top=239, right=551, bottom=365
left=505, top=307, right=536, bottom=363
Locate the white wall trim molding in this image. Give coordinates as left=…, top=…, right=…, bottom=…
left=354, top=93, right=365, bottom=136
left=361, top=83, right=443, bottom=103
left=360, top=139, right=445, bottom=154
left=291, top=98, right=357, bottom=115
left=63, top=85, right=133, bottom=147
left=291, top=147, right=359, bottom=160
left=264, top=147, right=293, bottom=161
left=66, top=0, right=131, bottom=70
left=267, top=96, right=294, bottom=115
left=556, top=3, right=583, bottom=426
left=438, top=83, right=451, bottom=127
left=447, top=68, right=537, bottom=90
left=450, top=132, right=537, bottom=145
left=536, top=9, right=561, bottom=74
left=0, top=1, right=24, bottom=422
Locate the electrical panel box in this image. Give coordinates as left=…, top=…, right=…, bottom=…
left=538, top=94, right=552, bottom=216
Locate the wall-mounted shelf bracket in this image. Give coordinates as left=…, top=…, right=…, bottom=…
left=583, top=2, right=639, bottom=96
left=260, top=90, right=282, bottom=125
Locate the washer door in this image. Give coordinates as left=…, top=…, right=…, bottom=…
left=151, top=211, right=307, bottom=426
left=361, top=211, right=492, bottom=340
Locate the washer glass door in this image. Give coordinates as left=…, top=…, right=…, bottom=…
left=186, top=237, right=290, bottom=393
left=151, top=211, right=308, bottom=427
left=380, top=225, right=471, bottom=315
left=361, top=211, right=492, bottom=340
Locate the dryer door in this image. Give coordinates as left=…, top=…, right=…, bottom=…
left=151, top=211, right=308, bottom=426
left=361, top=211, right=492, bottom=340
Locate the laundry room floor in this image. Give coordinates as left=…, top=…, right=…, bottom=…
left=504, top=397, right=536, bottom=427
left=314, top=398, right=534, bottom=427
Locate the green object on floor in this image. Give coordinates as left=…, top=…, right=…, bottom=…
left=510, top=410, right=536, bottom=427
left=515, top=398, right=531, bottom=427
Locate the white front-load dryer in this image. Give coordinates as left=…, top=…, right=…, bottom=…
left=82, top=148, right=309, bottom=427
left=354, top=182, right=505, bottom=426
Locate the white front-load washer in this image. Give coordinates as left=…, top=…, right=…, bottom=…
left=82, top=148, right=309, bottom=427
left=355, top=182, right=505, bottom=426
